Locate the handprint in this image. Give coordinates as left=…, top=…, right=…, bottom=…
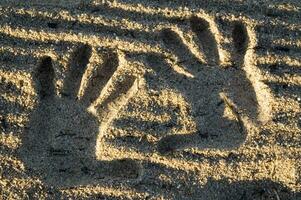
left=19, top=44, right=142, bottom=186
left=144, top=18, right=267, bottom=154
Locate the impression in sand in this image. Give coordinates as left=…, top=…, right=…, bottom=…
left=19, top=44, right=142, bottom=186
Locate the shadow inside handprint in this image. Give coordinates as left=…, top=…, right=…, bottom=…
left=19, top=44, right=141, bottom=187
left=144, top=18, right=261, bottom=153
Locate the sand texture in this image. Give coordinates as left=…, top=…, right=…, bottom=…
left=0, top=0, right=300, bottom=199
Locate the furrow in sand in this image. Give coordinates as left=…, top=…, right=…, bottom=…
left=100, top=145, right=298, bottom=186
left=0, top=25, right=163, bottom=54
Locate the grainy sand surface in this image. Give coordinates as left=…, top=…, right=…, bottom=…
left=0, top=0, right=300, bottom=199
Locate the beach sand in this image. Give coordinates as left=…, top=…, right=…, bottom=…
left=0, top=0, right=300, bottom=199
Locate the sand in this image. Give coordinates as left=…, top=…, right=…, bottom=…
left=0, top=0, right=300, bottom=199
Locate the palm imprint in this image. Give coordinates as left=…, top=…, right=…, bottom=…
left=144, top=18, right=269, bottom=154
left=19, top=44, right=141, bottom=186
